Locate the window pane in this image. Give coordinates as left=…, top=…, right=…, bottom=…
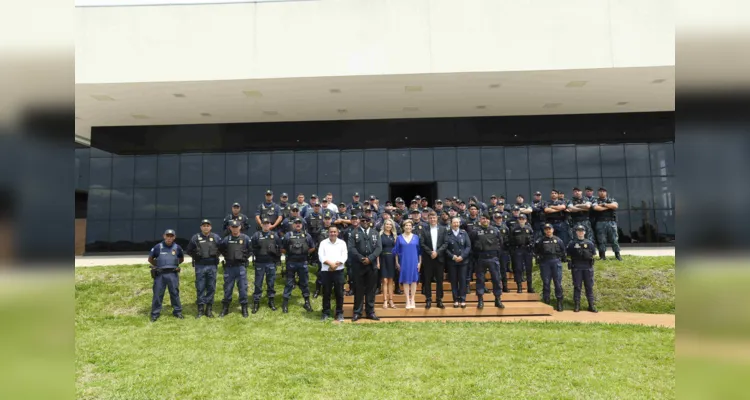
left=505, top=147, right=529, bottom=180
left=364, top=183, right=388, bottom=204
left=630, top=209, right=658, bottom=243
left=134, top=155, right=157, bottom=187
left=650, top=143, right=675, bottom=177
left=316, top=184, right=341, bottom=204
left=225, top=186, right=248, bottom=213
left=654, top=209, right=676, bottom=243
left=652, top=176, right=675, bottom=210
left=341, top=150, right=364, bottom=183
left=482, top=181, right=506, bottom=202
left=132, top=219, right=156, bottom=251
left=410, top=148, right=434, bottom=182
left=202, top=154, right=225, bottom=186
left=85, top=220, right=109, bottom=252
left=89, top=147, right=112, bottom=158
left=294, top=152, right=317, bottom=183
left=553, top=179, right=578, bottom=198
left=112, top=156, right=135, bottom=188
left=318, top=150, right=340, bottom=184
left=552, top=146, right=577, bottom=178
left=180, top=154, right=203, bottom=187
left=87, top=188, right=110, bottom=219
left=625, top=144, right=651, bottom=177
left=154, top=219, right=179, bottom=243
left=576, top=145, right=601, bottom=178
left=458, top=181, right=482, bottom=201
left=89, top=158, right=112, bottom=188
left=433, top=148, right=457, bottom=181
left=479, top=147, right=503, bottom=180
left=601, top=177, right=629, bottom=210
left=202, top=186, right=225, bottom=218
left=156, top=188, right=179, bottom=218
left=110, top=187, right=134, bottom=220
left=601, top=144, right=626, bottom=177
left=75, top=148, right=91, bottom=191
left=271, top=151, right=294, bottom=184
left=364, top=149, right=388, bottom=182
left=179, top=187, right=202, bottom=218
left=133, top=188, right=157, bottom=219
left=616, top=211, right=632, bottom=244
left=627, top=177, right=653, bottom=210
left=157, top=155, right=179, bottom=187
left=249, top=152, right=271, bottom=185
left=529, top=146, right=553, bottom=179
left=530, top=179, right=554, bottom=200
left=177, top=219, right=198, bottom=247
left=388, top=149, right=410, bottom=182
left=109, top=220, right=134, bottom=251
left=506, top=180, right=531, bottom=202
left=341, top=184, right=364, bottom=203
left=437, top=181, right=458, bottom=201
left=225, top=153, right=248, bottom=185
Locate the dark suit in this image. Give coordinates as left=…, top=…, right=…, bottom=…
left=444, top=229, right=472, bottom=302
left=420, top=225, right=448, bottom=302
left=347, top=227, right=383, bottom=316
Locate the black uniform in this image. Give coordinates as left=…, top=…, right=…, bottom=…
left=185, top=231, right=222, bottom=310
left=470, top=224, right=504, bottom=306
left=222, top=213, right=250, bottom=236
left=347, top=226, right=383, bottom=317
left=567, top=237, right=597, bottom=311
left=306, top=211, right=324, bottom=266
left=463, top=214, right=481, bottom=291
left=534, top=233, right=566, bottom=305
left=509, top=222, right=535, bottom=292
left=492, top=220, right=511, bottom=293
left=219, top=233, right=252, bottom=311
left=282, top=230, right=316, bottom=303
left=250, top=230, right=282, bottom=305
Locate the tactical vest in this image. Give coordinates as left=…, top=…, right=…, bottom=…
left=595, top=198, right=617, bottom=221
left=279, top=203, right=292, bottom=220
left=570, top=197, right=590, bottom=222
left=317, top=228, right=331, bottom=244
left=531, top=201, right=546, bottom=225
left=308, top=214, right=322, bottom=233
left=474, top=226, right=500, bottom=256
left=350, top=202, right=363, bottom=216
left=511, top=226, right=533, bottom=247
left=493, top=223, right=510, bottom=250
left=224, top=236, right=248, bottom=264
left=286, top=232, right=309, bottom=260
left=465, top=217, right=479, bottom=234
left=194, top=234, right=219, bottom=261
left=255, top=232, right=279, bottom=261
left=337, top=213, right=350, bottom=229
left=538, top=236, right=563, bottom=260
left=261, top=202, right=278, bottom=219
left=545, top=200, right=565, bottom=222
left=569, top=239, right=595, bottom=267
left=155, top=243, right=180, bottom=269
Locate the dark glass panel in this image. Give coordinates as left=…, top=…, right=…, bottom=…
left=294, top=152, right=317, bottom=183
left=629, top=209, right=658, bottom=243
left=458, top=181, right=482, bottom=202
left=388, top=149, right=410, bottom=182
left=437, top=181, right=458, bottom=201
left=600, top=144, right=626, bottom=177
left=410, top=148, right=434, bottom=181
left=654, top=209, right=676, bottom=243
left=109, top=220, right=134, bottom=251
left=110, top=187, right=134, bottom=220
left=179, top=187, right=202, bottom=218
left=180, top=154, right=203, bottom=187
left=364, top=183, right=388, bottom=204
left=652, top=176, right=675, bottom=210
left=85, top=220, right=110, bottom=252
left=478, top=147, right=503, bottom=180
left=433, top=148, right=458, bottom=181
left=364, top=149, right=388, bottom=183
left=506, top=180, right=531, bottom=202
left=202, top=154, right=225, bottom=186
left=650, top=143, right=675, bottom=177
left=89, top=158, right=112, bottom=187
left=529, top=146, right=553, bottom=179
left=627, top=177, right=653, bottom=210
left=271, top=151, right=294, bottom=184
left=505, top=147, right=529, bottom=180
left=576, top=145, right=601, bottom=178
left=157, top=155, right=180, bottom=187
left=133, top=188, right=157, bottom=219
left=224, top=186, right=248, bottom=214
left=134, top=155, right=158, bottom=187
left=225, top=153, right=248, bottom=185
left=481, top=181, right=506, bottom=203
left=132, top=219, right=157, bottom=251
left=248, top=152, right=271, bottom=185
left=601, top=177, right=629, bottom=210
left=87, top=188, right=110, bottom=219
left=625, top=144, right=651, bottom=177
left=552, top=146, right=576, bottom=178
left=156, top=188, right=179, bottom=218
left=317, top=150, right=341, bottom=184
left=111, top=155, right=135, bottom=188
left=75, top=148, right=90, bottom=190
left=341, top=150, right=364, bottom=183
left=202, top=187, right=225, bottom=218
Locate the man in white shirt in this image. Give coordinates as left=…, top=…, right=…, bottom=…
left=318, top=225, right=348, bottom=321
left=325, top=192, right=338, bottom=214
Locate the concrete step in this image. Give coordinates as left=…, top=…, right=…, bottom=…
left=342, top=302, right=554, bottom=318
left=345, top=281, right=527, bottom=291
left=342, top=292, right=539, bottom=304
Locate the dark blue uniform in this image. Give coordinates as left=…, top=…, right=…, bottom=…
left=444, top=229, right=472, bottom=304
left=250, top=230, right=282, bottom=304
left=185, top=232, right=222, bottom=309
left=219, top=233, right=252, bottom=308
left=544, top=199, right=571, bottom=246
left=281, top=215, right=307, bottom=235
left=255, top=202, right=281, bottom=230
left=492, top=220, right=511, bottom=293
left=592, top=196, right=621, bottom=258
left=567, top=196, right=594, bottom=242
left=282, top=230, right=316, bottom=302
left=463, top=214, right=481, bottom=291
left=470, top=224, right=504, bottom=305
left=347, top=226, right=383, bottom=317
left=509, top=222, right=535, bottom=292
left=222, top=213, right=250, bottom=236
left=534, top=233, right=567, bottom=307
left=148, top=242, right=184, bottom=319
left=567, top=237, right=597, bottom=310
left=530, top=199, right=546, bottom=241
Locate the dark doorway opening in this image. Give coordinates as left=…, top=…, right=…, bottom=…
left=389, top=182, right=437, bottom=206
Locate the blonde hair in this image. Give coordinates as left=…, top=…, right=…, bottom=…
left=380, top=219, right=396, bottom=238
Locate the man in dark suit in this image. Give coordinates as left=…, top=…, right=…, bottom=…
left=420, top=211, right=448, bottom=309
left=444, top=217, right=472, bottom=308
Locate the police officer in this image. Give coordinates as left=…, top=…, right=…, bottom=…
left=185, top=219, right=222, bottom=318
left=543, top=190, right=570, bottom=246
left=281, top=218, right=316, bottom=313
left=147, top=229, right=184, bottom=322
left=409, top=199, right=421, bottom=214
left=439, top=210, right=451, bottom=228
left=464, top=204, right=481, bottom=293
left=292, top=193, right=309, bottom=218
left=335, top=202, right=352, bottom=233
left=509, top=214, right=535, bottom=294
left=408, top=208, right=428, bottom=236
left=445, top=217, right=472, bottom=308
left=348, top=214, right=383, bottom=321
left=348, top=192, right=363, bottom=217
left=343, top=214, right=360, bottom=296
left=434, top=199, right=445, bottom=214
left=487, top=195, right=501, bottom=215
left=492, top=212, right=511, bottom=293
left=223, top=202, right=250, bottom=236
left=305, top=203, right=324, bottom=268
left=567, top=187, right=594, bottom=242
left=255, top=189, right=282, bottom=232
left=301, top=194, right=320, bottom=219
left=592, top=187, right=622, bottom=261
left=313, top=214, right=334, bottom=298
left=507, top=205, right=522, bottom=231
left=567, top=225, right=598, bottom=313
left=470, top=213, right=505, bottom=309
left=278, top=193, right=292, bottom=227
left=281, top=206, right=307, bottom=235
left=250, top=218, right=282, bottom=313
left=218, top=221, right=252, bottom=317
left=457, top=200, right=469, bottom=219
left=584, top=186, right=598, bottom=247
left=469, top=196, right=487, bottom=213
left=534, top=223, right=566, bottom=311
left=530, top=191, right=546, bottom=242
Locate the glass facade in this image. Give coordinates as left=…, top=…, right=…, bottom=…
left=78, top=142, right=675, bottom=252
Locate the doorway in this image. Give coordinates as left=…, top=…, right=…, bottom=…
left=388, top=182, right=438, bottom=205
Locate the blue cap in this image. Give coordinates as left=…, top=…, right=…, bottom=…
left=164, top=229, right=176, bottom=235
left=574, top=224, right=586, bottom=231
left=200, top=219, right=211, bottom=225
left=229, top=220, right=241, bottom=227
left=518, top=213, right=527, bottom=219
left=543, top=222, right=553, bottom=229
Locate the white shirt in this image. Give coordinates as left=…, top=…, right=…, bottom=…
left=452, top=229, right=460, bottom=237
left=318, top=237, right=348, bottom=271
left=430, top=225, right=439, bottom=252
left=326, top=203, right=338, bottom=214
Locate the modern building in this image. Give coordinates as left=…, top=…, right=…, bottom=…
left=75, top=0, right=675, bottom=253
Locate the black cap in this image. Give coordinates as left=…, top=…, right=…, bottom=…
left=516, top=194, right=524, bottom=198
left=363, top=200, right=370, bottom=205
left=574, top=224, right=586, bottom=231
left=350, top=214, right=360, bottom=220
left=458, top=200, right=466, bottom=205
left=471, top=196, right=478, bottom=202
left=311, top=194, right=318, bottom=198
left=494, top=212, right=503, bottom=219
left=383, top=210, right=392, bottom=217
left=265, top=189, right=273, bottom=195
left=450, top=206, right=459, bottom=212
left=232, top=202, right=241, bottom=207
left=364, top=207, right=372, bottom=212
left=599, top=187, right=607, bottom=192
left=229, top=220, right=241, bottom=227
left=313, top=202, right=321, bottom=207
left=321, top=198, right=329, bottom=203
left=261, top=217, right=271, bottom=224
left=518, top=214, right=528, bottom=219
left=164, top=229, right=176, bottom=235
left=338, top=202, right=347, bottom=207
left=415, top=195, right=421, bottom=200
left=452, top=196, right=458, bottom=201
left=543, top=222, right=553, bottom=229
left=534, top=191, right=542, bottom=195
left=512, top=205, right=520, bottom=211
left=395, top=197, right=404, bottom=203
left=370, top=195, right=376, bottom=200
left=281, top=192, right=288, bottom=197
left=468, top=204, right=478, bottom=210
left=291, top=206, right=299, bottom=211
left=410, top=209, right=420, bottom=215
left=490, top=194, right=497, bottom=198
left=324, top=214, right=332, bottom=219
left=411, top=199, right=418, bottom=203
left=435, top=199, right=443, bottom=204
left=200, top=219, right=211, bottom=225
left=360, top=215, right=371, bottom=221
left=585, top=186, right=593, bottom=191
left=353, top=192, right=360, bottom=197
left=293, top=218, right=303, bottom=224
left=421, top=197, right=428, bottom=202
left=573, top=187, right=581, bottom=191
left=480, top=212, right=490, bottom=219
left=423, top=207, right=432, bottom=212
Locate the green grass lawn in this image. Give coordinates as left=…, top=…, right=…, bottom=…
left=76, top=257, right=675, bottom=399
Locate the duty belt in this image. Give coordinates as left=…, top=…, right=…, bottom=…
left=155, top=268, right=179, bottom=274
left=477, top=251, right=498, bottom=259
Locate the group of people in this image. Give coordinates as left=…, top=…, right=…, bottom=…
left=147, top=187, right=619, bottom=321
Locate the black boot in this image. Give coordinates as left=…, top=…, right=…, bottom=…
left=599, top=251, right=606, bottom=260
left=437, top=300, right=445, bottom=309
left=502, top=277, right=509, bottom=293
left=556, top=299, right=564, bottom=312
left=220, top=303, right=230, bottom=317
left=543, top=295, right=550, bottom=304
left=477, top=297, right=484, bottom=309
left=313, top=288, right=320, bottom=299
left=615, top=252, right=622, bottom=261
left=574, top=301, right=581, bottom=312
left=282, top=299, right=289, bottom=313
left=241, top=304, right=249, bottom=318
left=303, top=297, right=312, bottom=312
left=527, top=280, right=535, bottom=294
left=196, top=304, right=205, bottom=319
left=517, top=283, right=523, bottom=294
left=425, top=300, right=432, bottom=309
left=251, top=301, right=259, bottom=314
left=205, top=304, right=214, bottom=318
left=268, top=298, right=277, bottom=311
left=588, top=303, right=598, bottom=313
left=495, top=297, right=505, bottom=309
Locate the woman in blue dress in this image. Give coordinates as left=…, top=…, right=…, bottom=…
left=378, top=219, right=398, bottom=309
left=393, top=220, right=422, bottom=309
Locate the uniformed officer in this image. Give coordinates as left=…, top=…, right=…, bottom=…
left=255, top=190, right=282, bottom=232
left=567, top=187, right=594, bottom=242
left=567, top=225, right=598, bottom=313
left=218, top=221, right=252, bottom=317
left=348, top=215, right=383, bottom=321
left=222, top=202, right=250, bottom=236
left=185, top=219, right=222, bottom=318
left=487, top=194, right=501, bottom=215
left=470, top=213, right=505, bottom=309
left=343, top=215, right=360, bottom=296
left=292, top=193, right=309, bottom=218
left=543, top=190, right=571, bottom=246
left=444, top=217, right=472, bottom=308
left=469, top=196, right=488, bottom=213
left=509, top=214, right=535, bottom=294
left=530, top=191, right=546, bottom=241
left=507, top=205, right=522, bottom=231
left=443, top=197, right=453, bottom=209
left=281, top=218, right=316, bottom=313
left=434, top=199, right=445, bottom=214
left=408, top=208, right=428, bottom=236
left=394, top=197, right=408, bottom=218
left=147, top=229, right=184, bottom=322
left=447, top=206, right=467, bottom=230
left=409, top=199, right=421, bottom=214
left=301, top=194, right=319, bottom=219
left=534, top=223, right=566, bottom=311
left=305, top=203, right=324, bottom=268
left=313, top=214, right=334, bottom=298
left=278, top=193, right=292, bottom=228
left=492, top=212, right=511, bottom=293
left=439, top=210, right=451, bottom=228
left=583, top=186, right=598, bottom=247
left=281, top=206, right=307, bottom=235
left=335, top=202, right=352, bottom=232
left=464, top=204, right=481, bottom=293
left=592, top=187, right=622, bottom=260
left=457, top=200, right=468, bottom=219
left=250, top=218, right=282, bottom=313
left=420, top=197, right=429, bottom=210
left=348, top=192, right=363, bottom=217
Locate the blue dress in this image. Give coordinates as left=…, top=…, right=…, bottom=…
left=394, top=234, right=420, bottom=284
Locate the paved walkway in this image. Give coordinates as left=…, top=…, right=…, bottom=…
left=345, top=311, right=675, bottom=328
left=75, top=247, right=674, bottom=267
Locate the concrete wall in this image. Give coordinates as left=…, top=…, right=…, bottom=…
left=75, top=0, right=674, bottom=84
